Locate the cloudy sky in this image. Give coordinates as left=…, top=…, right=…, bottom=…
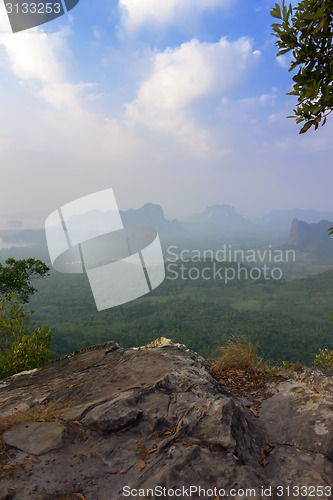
left=0, top=0, right=332, bottom=227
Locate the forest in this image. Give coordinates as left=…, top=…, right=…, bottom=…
left=27, top=259, right=333, bottom=366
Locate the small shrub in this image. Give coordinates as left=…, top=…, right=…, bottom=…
left=0, top=294, right=52, bottom=379
left=0, top=326, right=52, bottom=379
left=313, top=348, right=333, bottom=370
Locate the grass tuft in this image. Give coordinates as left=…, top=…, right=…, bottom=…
left=211, top=333, right=263, bottom=374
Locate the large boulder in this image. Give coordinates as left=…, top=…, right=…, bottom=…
left=0, top=338, right=332, bottom=499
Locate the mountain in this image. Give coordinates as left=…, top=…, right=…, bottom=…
left=0, top=204, right=184, bottom=257
left=0, top=229, right=46, bottom=247
left=0, top=229, right=50, bottom=262
left=0, top=338, right=331, bottom=499
left=0, top=210, right=51, bottom=230
left=253, top=209, right=333, bottom=232
left=187, top=204, right=244, bottom=223
left=288, top=219, right=333, bottom=246
left=2, top=203, right=333, bottom=257
left=185, top=204, right=252, bottom=235
left=287, top=218, right=333, bottom=260
left=120, top=202, right=182, bottom=234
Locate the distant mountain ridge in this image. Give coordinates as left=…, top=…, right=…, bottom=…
left=1, top=203, right=333, bottom=254
left=251, top=209, right=333, bottom=230
left=2, top=204, right=333, bottom=233
left=186, top=205, right=244, bottom=222
left=120, top=203, right=182, bottom=233
left=185, top=204, right=250, bottom=235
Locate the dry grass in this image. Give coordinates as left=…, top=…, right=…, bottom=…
left=0, top=438, right=10, bottom=460
left=210, top=334, right=278, bottom=400
left=0, top=401, right=66, bottom=434
left=211, top=334, right=263, bottom=374
left=0, top=400, right=76, bottom=480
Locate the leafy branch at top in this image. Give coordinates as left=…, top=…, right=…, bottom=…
left=271, top=0, right=333, bottom=133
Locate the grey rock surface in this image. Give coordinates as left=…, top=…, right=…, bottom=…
left=0, top=338, right=332, bottom=500
left=2, top=421, right=66, bottom=455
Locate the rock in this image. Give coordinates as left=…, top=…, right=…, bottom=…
left=82, top=390, right=143, bottom=433
left=287, top=218, right=333, bottom=260
left=2, top=421, right=65, bottom=455
left=0, top=338, right=332, bottom=500
left=259, top=367, right=333, bottom=459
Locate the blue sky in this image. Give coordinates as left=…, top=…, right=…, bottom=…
left=0, top=0, right=332, bottom=227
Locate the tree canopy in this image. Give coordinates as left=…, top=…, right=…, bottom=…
left=0, top=257, right=52, bottom=377
left=271, top=0, right=333, bottom=133
left=0, top=293, right=52, bottom=378
left=0, top=257, right=49, bottom=302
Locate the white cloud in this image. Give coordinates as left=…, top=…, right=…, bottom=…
left=0, top=17, right=91, bottom=111
left=1, top=2, right=330, bottom=224
left=1, top=31, right=64, bottom=82
left=119, top=0, right=232, bottom=31
left=125, top=36, right=260, bottom=142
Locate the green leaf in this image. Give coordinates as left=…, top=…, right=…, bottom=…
left=271, top=0, right=332, bottom=131
left=299, top=121, right=313, bottom=133
left=272, top=22, right=282, bottom=31
left=277, top=47, right=292, bottom=56
left=282, top=2, right=292, bottom=22
left=271, top=3, right=282, bottom=19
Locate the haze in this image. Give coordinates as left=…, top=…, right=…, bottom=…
left=0, top=0, right=332, bottom=227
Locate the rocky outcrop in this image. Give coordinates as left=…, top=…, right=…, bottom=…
left=288, top=218, right=333, bottom=248
left=0, top=338, right=332, bottom=500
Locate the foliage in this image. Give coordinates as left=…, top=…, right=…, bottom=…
left=313, top=347, right=333, bottom=368
left=271, top=0, right=333, bottom=133
left=0, top=257, right=49, bottom=303
left=27, top=264, right=333, bottom=366
left=0, top=294, right=52, bottom=379
left=211, top=333, right=263, bottom=373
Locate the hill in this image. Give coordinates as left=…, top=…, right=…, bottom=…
left=287, top=218, right=333, bottom=260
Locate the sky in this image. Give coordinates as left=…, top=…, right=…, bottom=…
left=0, top=0, right=332, bottom=228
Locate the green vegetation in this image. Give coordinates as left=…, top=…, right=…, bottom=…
left=27, top=260, right=333, bottom=366
left=271, top=0, right=333, bottom=133
left=0, top=294, right=52, bottom=379
left=0, top=257, right=49, bottom=302
left=0, top=256, right=52, bottom=379
left=313, top=347, right=333, bottom=368
left=0, top=251, right=331, bottom=372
